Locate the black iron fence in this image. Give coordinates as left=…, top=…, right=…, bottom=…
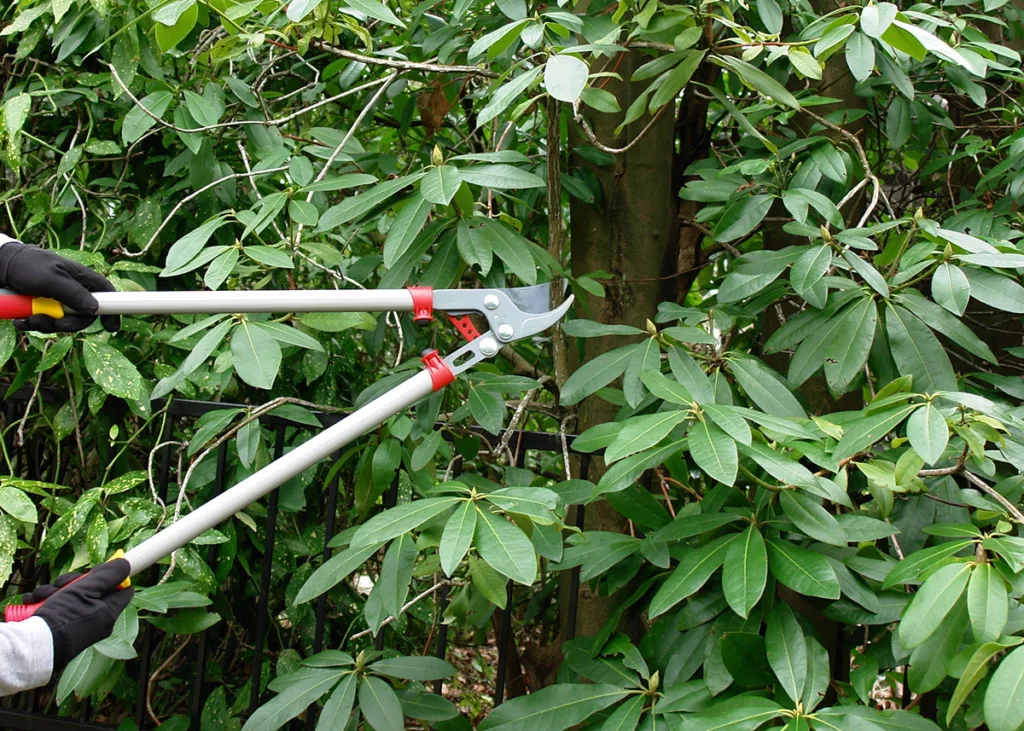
left=0, top=386, right=592, bottom=730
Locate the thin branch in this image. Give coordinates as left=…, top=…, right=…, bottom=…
left=801, top=107, right=895, bottom=226
left=108, top=62, right=390, bottom=134
left=963, top=470, right=1024, bottom=524
left=574, top=104, right=670, bottom=155
left=123, top=166, right=290, bottom=258
left=314, top=43, right=498, bottom=78
left=350, top=581, right=448, bottom=640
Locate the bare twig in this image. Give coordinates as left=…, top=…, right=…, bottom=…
left=801, top=108, right=895, bottom=226
left=147, top=636, right=192, bottom=726
left=963, top=470, right=1024, bottom=524
left=574, top=104, right=670, bottom=155
left=108, top=63, right=389, bottom=134
left=314, top=43, right=498, bottom=78
left=124, top=165, right=289, bottom=258
left=16, top=341, right=49, bottom=447
left=350, top=581, right=448, bottom=640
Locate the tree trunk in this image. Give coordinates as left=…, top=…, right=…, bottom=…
left=558, top=47, right=695, bottom=641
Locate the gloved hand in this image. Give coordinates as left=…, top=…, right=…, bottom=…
left=31, top=559, right=134, bottom=672
left=0, top=241, right=120, bottom=333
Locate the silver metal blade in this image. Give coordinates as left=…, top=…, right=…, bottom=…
left=519, top=294, right=575, bottom=339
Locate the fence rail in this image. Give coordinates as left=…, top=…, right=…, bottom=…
left=0, top=386, right=590, bottom=730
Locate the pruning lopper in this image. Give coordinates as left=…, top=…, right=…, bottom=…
left=2, top=283, right=572, bottom=621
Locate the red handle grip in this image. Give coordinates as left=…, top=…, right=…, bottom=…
left=0, top=293, right=35, bottom=320
left=4, top=574, right=88, bottom=623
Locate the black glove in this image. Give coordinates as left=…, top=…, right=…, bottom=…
left=33, top=559, right=134, bottom=672
left=0, top=241, right=120, bottom=333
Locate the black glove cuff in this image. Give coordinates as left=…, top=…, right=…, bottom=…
left=0, top=241, right=27, bottom=291
left=40, top=617, right=73, bottom=673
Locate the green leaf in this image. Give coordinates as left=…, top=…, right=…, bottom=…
left=968, top=563, right=1008, bottom=644
left=317, top=174, right=426, bottom=232
left=469, top=386, right=505, bottom=435
left=722, top=525, right=768, bottom=619
left=766, top=603, right=807, bottom=702
left=82, top=339, right=144, bottom=400
left=0, top=322, right=15, bottom=370
left=597, top=695, right=644, bottom=731
left=899, top=563, right=972, bottom=649
left=605, top=411, right=689, bottom=464
left=885, top=303, right=957, bottom=393
left=669, top=347, right=715, bottom=403
left=351, top=498, right=459, bottom=550
left=963, top=268, right=1024, bottom=314
left=371, top=656, right=456, bottom=682
left=649, top=534, right=736, bottom=617
left=882, top=540, right=974, bottom=589
left=948, top=641, right=1016, bottom=725
left=791, top=245, right=832, bottom=295
left=460, top=164, right=545, bottom=190
left=475, top=507, right=536, bottom=585
left=298, top=312, right=377, bottom=333
left=231, top=321, right=282, bottom=390
left=342, top=0, right=405, bottom=26
left=703, top=403, right=752, bottom=445
left=932, top=263, right=970, bottom=316
left=907, top=403, right=949, bottom=465
left=294, top=544, right=378, bottom=605
left=457, top=218, right=494, bottom=274
left=689, top=417, right=738, bottom=486
left=317, top=673, right=357, bottom=731
left=563, top=320, right=646, bottom=338
left=469, top=554, right=509, bottom=607
left=155, top=1, right=198, bottom=52
left=653, top=512, right=744, bottom=542
left=359, top=676, right=404, bottom=731
left=861, top=2, right=897, bottom=38
left=478, top=67, right=544, bottom=127
left=375, top=533, right=416, bottom=621
left=383, top=194, right=432, bottom=269
left=689, top=699, right=785, bottom=731
left=479, top=684, right=628, bottom=731
left=729, top=357, right=807, bottom=419
left=767, top=539, right=841, bottom=599
left=649, top=51, right=707, bottom=111
left=824, top=298, right=877, bottom=392
left=154, top=319, right=233, bottom=399
left=162, top=217, right=229, bottom=275
left=985, top=645, right=1024, bottom=731
left=908, top=602, right=968, bottom=694
left=561, top=345, right=635, bottom=406
left=245, top=246, right=294, bottom=269
left=287, top=0, right=325, bottom=21
left=758, top=0, right=783, bottom=34
left=544, top=54, right=589, bottom=103
left=886, top=96, right=912, bottom=149
left=421, top=166, right=463, bottom=206
left=396, top=689, right=459, bottom=722
left=713, top=194, right=774, bottom=243
left=485, top=219, right=538, bottom=284
left=467, top=19, right=531, bottom=63
left=842, top=250, right=889, bottom=298
left=832, top=403, right=918, bottom=462
left=714, top=56, right=801, bottom=109
left=846, top=31, right=875, bottom=81
left=440, top=500, right=477, bottom=576
left=780, top=490, right=848, bottom=546
left=241, top=668, right=345, bottom=731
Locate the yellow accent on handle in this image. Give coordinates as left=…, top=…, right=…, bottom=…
left=110, top=549, right=132, bottom=589
left=32, top=297, right=64, bottom=320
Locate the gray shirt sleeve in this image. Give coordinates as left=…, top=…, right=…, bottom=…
left=0, top=616, right=54, bottom=697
